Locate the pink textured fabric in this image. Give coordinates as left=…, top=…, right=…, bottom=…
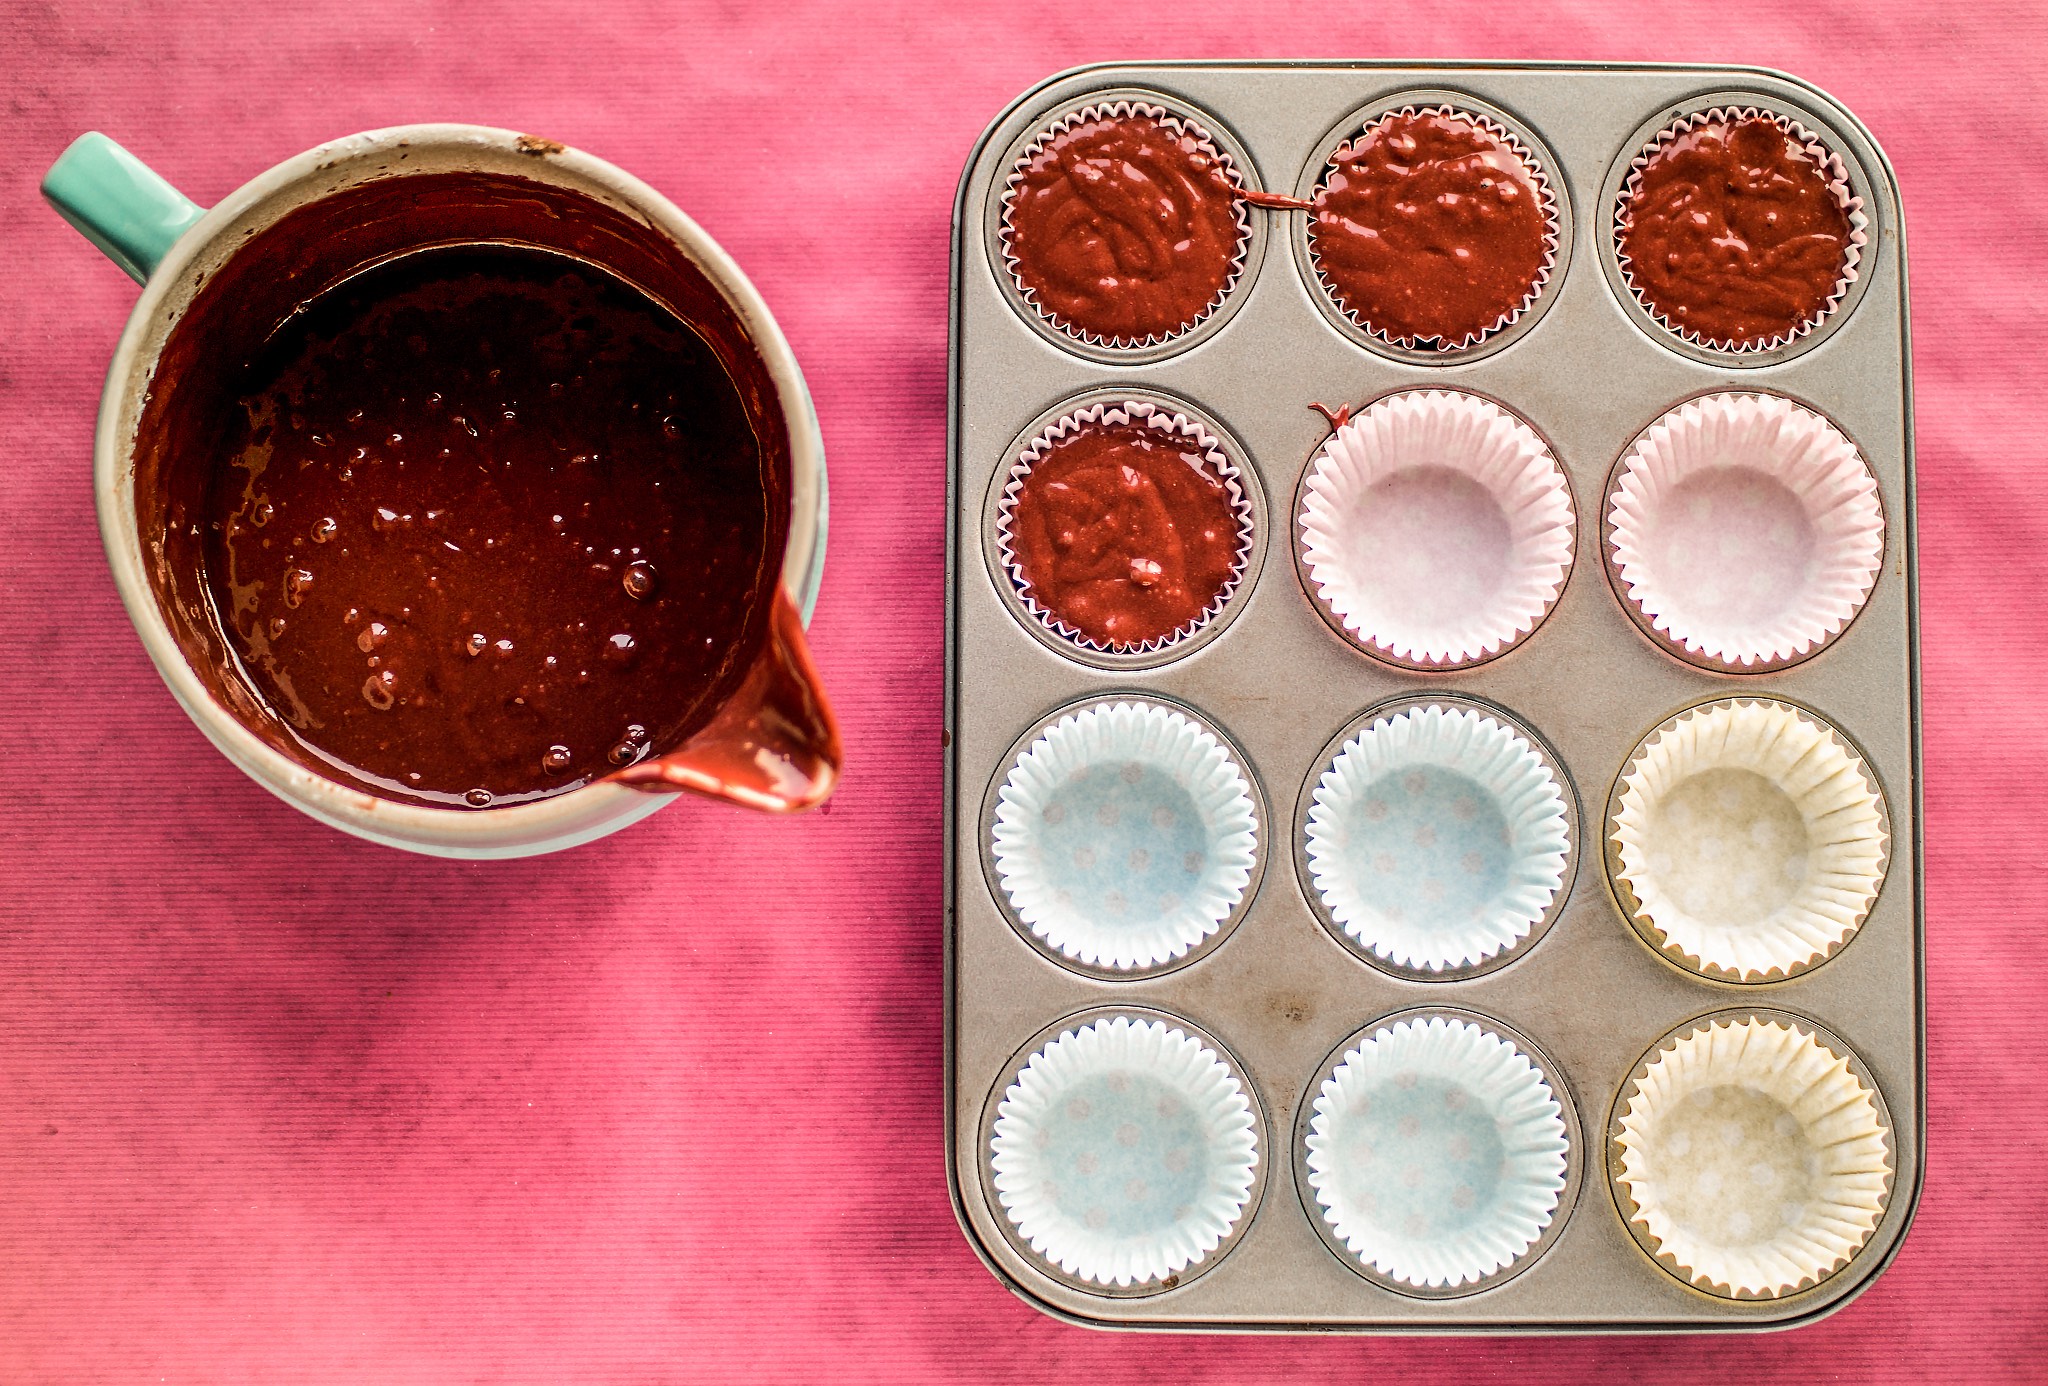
left=2, top=1, right=2044, bottom=1380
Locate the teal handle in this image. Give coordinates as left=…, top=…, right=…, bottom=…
left=43, top=132, right=207, bottom=284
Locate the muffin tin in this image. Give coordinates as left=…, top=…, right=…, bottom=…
left=945, top=61, right=1920, bottom=1332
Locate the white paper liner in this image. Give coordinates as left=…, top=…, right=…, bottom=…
left=1612, top=700, right=1888, bottom=982
left=1309, top=104, right=1561, bottom=351
left=1300, top=390, right=1575, bottom=666
left=990, top=1015, right=1259, bottom=1287
left=997, top=400, right=1254, bottom=655
left=1608, top=393, right=1883, bottom=668
left=1307, top=1016, right=1569, bottom=1288
left=1000, top=99, right=1252, bottom=350
left=1616, top=106, right=1870, bottom=353
left=992, top=701, right=1258, bottom=971
left=1615, top=1017, right=1891, bottom=1298
left=1306, top=704, right=1569, bottom=972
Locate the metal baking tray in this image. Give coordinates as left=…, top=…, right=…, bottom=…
left=944, top=60, right=1920, bottom=1332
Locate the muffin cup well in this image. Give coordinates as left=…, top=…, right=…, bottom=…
left=996, top=398, right=1255, bottom=659
left=1298, top=390, right=1576, bottom=669
left=986, top=1011, right=1264, bottom=1293
left=1614, top=106, right=1869, bottom=356
left=1606, top=393, right=1884, bottom=671
left=998, top=98, right=1254, bottom=352
left=1306, top=104, right=1561, bottom=353
left=1608, top=698, right=1889, bottom=983
left=1610, top=1012, right=1892, bottom=1299
left=990, top=698, right=1260, bottom=974
left=1303, top=700, right=1572, bottom=977
left=1301, top=1010, right=1577, bottom=1295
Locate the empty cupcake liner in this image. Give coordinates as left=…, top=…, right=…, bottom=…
left=990, top=1014, right=1261, bottom=1288
left=1615, top=106, right=1869, bottom=354
left=997, top=400, right=1255, bottom=656
left=999, top=99, right=1253, bottom=350
left=1306, top=1015, right=1570, bottom=1290
left=1305, top=703, right=1570, bottom=974
left=1309, top=104, right=1562, bottom=352
left=992, top=700, right=1259, bottom=971
left=1300, top=390, right=1575, bottom=667
left=1611, top=699, right=1888, bottom=982
left=1614, top=1016, right=1891, bottom=1298
left=1608, top=393, right=1884, bottom=669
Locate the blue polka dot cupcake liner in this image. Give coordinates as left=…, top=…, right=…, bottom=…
left=987, top=1011, right=1264, bottom=1292
left=1302, top=699, right=1573, bottom=978
left=1302, top=1011, right=1575, bottom=1294
left=990, top=698, right=1260, bottom=974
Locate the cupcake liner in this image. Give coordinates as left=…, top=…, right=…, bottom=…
left=1309, top=104, right=1562, bottom=352
left=990, top=1015, right=1260, bottom=1288
left=1611, top=699, right=1888, bottom=983
left=992, top=701, right=1259, bottom=971
left=1306, top=703, right=1571, bottom=972
left=997, top=400, right=1255, bottom=655
left=1608, top=393, right=1884, bottom=668
left=1300, top=390, right=1575, bottom=666
left=1000, top=100, right=1253, bottom=350
left=1614, top=1016, right=1891, bottom=1298
left=1306, top=1016, right=1570, bottom=1289
left=1616, top=107, right=1869, bottom=354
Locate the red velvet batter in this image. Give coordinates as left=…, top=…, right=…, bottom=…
left=204, top=244, right=776, bottom=808
left=1004, top=111, right=1243, bottom=343
left=1309, top=110, right=1551, bottom=346
left=1006, top=418, right=1242, bottom=648
left=1618, top=115, right=1854, bottom=348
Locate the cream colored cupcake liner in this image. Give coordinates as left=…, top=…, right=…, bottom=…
left=999, top=99, right=1253, bottom=350
left=996, top=400, right=1255, bottom=656
left=1607, top=393, right=1884, bottom=669
left=1308, top=104, right=1562, bottom=352
left=1306, top=1015, right=1570, bottom=1290
left=1613, top=1015, right=1892, bottom=1299
left=1306, top=702, right=1570, bottom=974
left=1610, top=698, right=1888, bottom=982
left=1300, top=390, right=1576, bottom=667
left=989, top=1014, right=1261, bottom=1289
left=1615, top=106, right=1869, bottom=354
left=991, top=700, right=1259, bottom=972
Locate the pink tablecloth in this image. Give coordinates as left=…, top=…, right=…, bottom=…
left=4, top=1, right=2044, bottom=1380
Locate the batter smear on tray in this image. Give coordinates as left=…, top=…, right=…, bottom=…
left=1004, top=107, right=1245, bottom=344
left=1309, top=109, right=1553, bottom=346
left=204, top=244, right=777, bottom=809
left=1618, top=114, right=1855, bottom=348
left=1006, top=416, right=1243, bottom=649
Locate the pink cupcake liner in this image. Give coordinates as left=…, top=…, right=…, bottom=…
left=1615, top=107, right=1869, bottom=354
left=997, top=401, right=1255, bottom=656
left=1606, top=393, right=1884, bottom=669
left=1000, top=100, right=1253, bottom=350
left=1308, top=104, right=1561, bottom=353
left=1300, top=390, right=1576, bottom=667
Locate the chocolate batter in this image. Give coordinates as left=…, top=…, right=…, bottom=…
left=1309, top=110, right=1552, bottom=346
left=205, top=244, right=777, bottom=808
left=1618, top=115, right=1854, bottom=348
left=1004, top=111, right=1243, bottom=343
left=1007, top=418, right=1242, bottom=649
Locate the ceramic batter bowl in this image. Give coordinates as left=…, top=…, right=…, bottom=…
left=43, top=125, right=831, bottom=858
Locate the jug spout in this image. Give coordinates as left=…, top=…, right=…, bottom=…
left=612, top=588, right=841, bottom=812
